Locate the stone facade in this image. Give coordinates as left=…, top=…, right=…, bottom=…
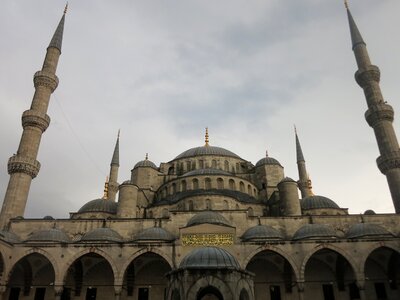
left=0, top=5, right=400, bottom=300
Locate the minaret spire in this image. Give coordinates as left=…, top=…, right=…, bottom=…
left=346, top=5, right=400, bottom=213
left=0, top=8, right=67, bottom=228
left=108, top=131, right=120, bottom=201
left=295, top=127, right=313, bottom=198
left=205, top=127, right=210, bottom=146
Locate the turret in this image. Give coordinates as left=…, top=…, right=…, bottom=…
left=0, top=6, right=67, bottom=228
left=117, top=181, right=139, bottom=218
left=345, top=2, right=400, bottom=213
left=108, top=131, right=120, bottom=201
left=278, top=177, right=301, bottom=216
left=295, top=128, right=313, bottom=198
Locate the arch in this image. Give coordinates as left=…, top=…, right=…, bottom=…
left=171, top=183, right=177, bottom=195
left=205, top=177, right=212, bottom=189
left=361, top=243, right=400, bottom=275
left=247, top=185, right=252, bottom=195
left=62, top=248, right=118, bottom=284
left=187, top=276, right=233, bottom=300
left=217, top=178, right=224, bottom=189
left=181, top=180, right=187, bottom=192
left=239, top=181, right=245, bottom=193
left=300, top=244, right=358, bottom=281
left=212, top=160, right=217, bottom=169
left=224, top=161, right=229, bottom=172
left=243, top=246, right=299, bottom=281
left=197, top=285, right=223, bottom=300
left=193, top=178, right=199, bottom=190
left=239, top=288, right=250, bottom=300
left=119, top=248, right=173, bottom=281
left=9, top=248, right=60, bottom=284
left=229, top=179, right=236, bottom=190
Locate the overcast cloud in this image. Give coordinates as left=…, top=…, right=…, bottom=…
left=1, top=0, right=399, bottom=218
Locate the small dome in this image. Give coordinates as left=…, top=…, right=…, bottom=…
left=174, top=146, right=241, bottom=160
left=133, top=227, right=175, bottom=242
left=133, top=159, right=157, bottom=170
left=346, top=223, right=393, bottom=239
left=364, top=209, right=376, bottom=215
left=300, top=195, right=340, bottom=210
left=182, top=168, right=231, bottom=177
left=43, top=216, right=55, bottom=220
left=80, top=228, right=123, bottom=243
left=293, top=224, right=337, bottom=240
left=26, top=229, right=70, bottom=243
left=78, top=199, right=118, bottom=214
left=180, top=247, right=240, bottom=269
left=279, top=177, right=296, bottom=184
left=255, top=156, right=282, bottom=167
left=187, top=211, right=231, bottom=227
left=0, top=230, right=20, bottom=243
left=241, top=225, right=284, bottom=241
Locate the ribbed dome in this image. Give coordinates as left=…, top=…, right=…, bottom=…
left=78, top=199, right=118, bottom=214
left=187, top=211, right=231, bottom=227
left=180, top=247, right=240, bottom=269
left=364, top=209, right=376, bottom=215
left=133, top=227, right=175, bottom=242
left=279, top=177, right=296, bottom=184
left=133, top=159, right=157, bottom=169
left=255, top=156, right=282, bottom=167
left=293, top=224, right=337, bottom=240
left=26, top=229, right=70, bottom=243
left=80, top=228, right=123, bottom=242
left=300, top=195, right=340, bottom=210
left=0, top=230, right=20, bottom=243
left=183, top=168, right=231, bottom=177
left=174, top=146, right=241, bottom=160
left=346, top=223, right=393, bottom=239
left=241, top=225, right=284, bottom=241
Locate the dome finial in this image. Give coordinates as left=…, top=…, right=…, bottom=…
left=205, top=127, right=209, bottom=146
left=103, top=176, right=109, bottom=199
left=265, top=149, right=269, bottom=157
left=64, top=2, right=69, bottom=14
left=145, top=153, right=148, bottom=160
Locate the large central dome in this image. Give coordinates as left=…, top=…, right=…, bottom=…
left=174, top=145, right=241, bottom=160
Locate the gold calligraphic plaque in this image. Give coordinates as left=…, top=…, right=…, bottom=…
left=182, top=233, right=234, bottom=246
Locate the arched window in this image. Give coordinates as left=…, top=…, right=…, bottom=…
left=240, top=181, right=245, bottom=192
left=171, top=183, right=177, bottom=195
left=186, top=161, right=191, bottom=171
left=181, top=180, right=187, bottom=192
left=192, top=178, right=199, bottom=189
left=191, top=161, right=196, bottom=170
left=229, top=179, right=236, bottom=190
left=247, top=184, right=252, bottom=195
left=224, top=160, right=229, bottom=171
left=168, top=166, right=175, bottom=175
left=199, top=160, right=204, bottom=169
left=188, top=200, right=194, bottom=211
left=205, top=178, right=211, bottom=189
left=212, top=159, right=217, bottom=168
left=217, top=178, right=224, bottom=189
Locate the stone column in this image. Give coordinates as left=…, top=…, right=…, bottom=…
left=0, top=285, right=7, bottom=300
left=356, top=279, right=367, bottom=300
left=296, top=281, right=305, bottom=300
left=114, top=285, right=122, bottom=300
left=54, top=286, right=63, bottom=300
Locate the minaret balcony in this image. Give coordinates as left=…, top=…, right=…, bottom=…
left=377, top=150, right=400, bottom=174
left=355, top=65, right=380, bottom=87
left=33, top=70, right=59, bottom=92
left=21, top=110, right=51, bottom=132
left=7, top=155, right=41, bottom=178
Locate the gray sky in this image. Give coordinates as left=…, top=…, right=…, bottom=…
left=1, top=0, right=399, bottom=218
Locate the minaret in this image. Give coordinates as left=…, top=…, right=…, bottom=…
left=0, top=6, right=67, bottom=228
left=295, top=127, right=313, bottom=198
left=345, top=2, right=400, bottom=213
left=108, top=131, right=120, bottom=201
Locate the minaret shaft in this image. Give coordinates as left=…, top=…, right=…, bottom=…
left=348, top=8, right=400, bottom=213
left=295, top=130, right=312, bottom=198
left=0, top=14, right=64, bottom=228
left=108, top=133, right=120, bottom=201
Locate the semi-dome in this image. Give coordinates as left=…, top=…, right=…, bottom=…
left=180, top=247, right=240, bottom=269
left=80, top=228, right=123, bottom=243
left=346, top=223, right=393, bottom=239
left=300, top=195, right=340, bottom=210
left=133, top=159, right=157, bottom=170
left=241, top=225, right=284, bottom=241
left=293, top=224, right=337, bottom=240
left=26, top=229, right=70, bottom=243
left=187, top=211, right=231, bottom=227
left=78, top=198, right=118, bottom=214
left=174, top=146, right=241, bottom=160
left=255, top=156, right=282, bottom=167
left=0, top=230, right=20, bottom=243
left=182, top=168, right=231, bottom=177
left=133, top=227, right=175, bottom=242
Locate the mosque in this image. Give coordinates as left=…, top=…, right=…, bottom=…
left=0, top=3, right=399, bottom=300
